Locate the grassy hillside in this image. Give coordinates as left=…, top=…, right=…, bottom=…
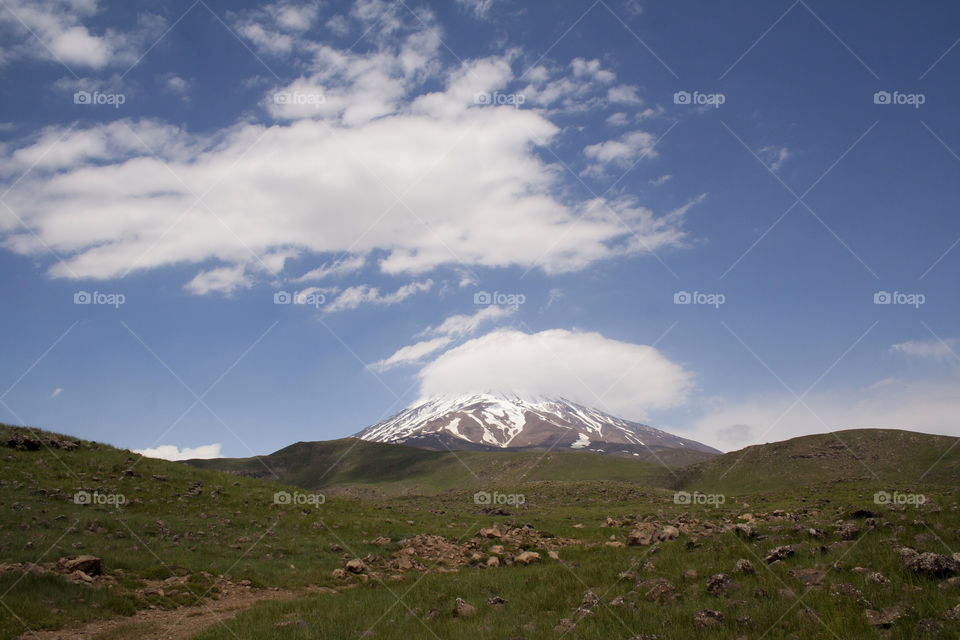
left=3, top=422, right=960, bottom=639
left=184, top=438, right=684, bottom=495
left=677, top=428, right=960, bottom=494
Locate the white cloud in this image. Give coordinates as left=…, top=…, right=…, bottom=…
left=0, top=1, right=166, bottom=69
left=418, top=304, right=516, bottom=339
left=607, top=85, right=642, bottom=104
left=583, top=130, right=658, bottom=177
left=415, top=328, right=693, bottom=421
left=455, top=0, right=502, bottom=19
left=760, top=145, right=790, bottom=172
left=160, top=74, right=192, bottom=100
left=372, top=336, right=453, bottom=372
left=520, top=58, right=619, bottom=112
left=0, top=8, right=694, bottom=297
left=325, top=279, right=433, bottom=313
left=543, top=288, right=564, bottom=310
left=372, top=305, right=516, bottom=371
left=294, top=255, right=366, bottom=282
left=891, top=338, right=960, bottom=363
left=50, top=387, right=62, bottom=399
left=688, top=377, right=960, bottom=451
left=606, top=112, right=629, bottom=126
left=134, top=443, right=223, bottom=461
left=650, top=174, right=672, bottom=186
left=184, top=265, right=252, bottom=296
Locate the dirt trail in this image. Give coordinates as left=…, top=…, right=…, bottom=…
left=19, top=583, right=333, bottom=640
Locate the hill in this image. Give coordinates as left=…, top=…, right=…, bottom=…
left=183, top=437, right=704, bottom=495
left=677, top=428, right=960, bottom=494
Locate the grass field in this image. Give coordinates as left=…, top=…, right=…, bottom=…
left=1, top=423, right=958, bottom=639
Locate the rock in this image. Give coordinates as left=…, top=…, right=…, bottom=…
left=733, top=523, right=756, bottom=539
left=683, top=569, right=698, bottom=581
left=486, top=556, right=500, bottom=568
left=554, top=618, right=576, bottom=633
left=643, top=579, right=675, bottom=602
left=371, top=536, right=391, bottom=545
left=515, top=551, right=540, bottom=565
left=943, top=604, right=960, bottom=620
left=548, top=550, right=559, bottom=560
left=332, top=568, right=346, bottom=579
left=487, top=596, right=505, bottom=606
left=866, top=602, right=907, bottom=627
left=659, top=525, right=680, bottom=541
left=789, top=568, right=826, bottom=587
left=71, top=570, right=94, bottom=583
left=706, top=573, right=735, bottom=596
left=765, top=545, right=796, bottom=564
left=898, top=547, right=960, bottom=577
left=345, top=558, right=366, bottom=574
left=59, top=555, right=101, bottom=576
left=454, top=597, right=477, bottom=617
left=836, top=522, right=859, bottom=540
left=734, top=559, right=755, bottom=575
left=605, top=541, right=625, bottom=548
left=489, top=545, right=504, bottom=555
left=626, top=523, right=657, bottom=546
left=694, top=609, right=724, bottom=628
left=572, top=523, right=584, bottom=529
left=938, top=576, right=960, bottom=590
left=478, top=526, right=503, bottom=539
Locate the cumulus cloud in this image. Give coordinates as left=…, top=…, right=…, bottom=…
left=0, top=1, right=166, bottom=69
left=415, top=328, right=693, bottom=421
left=134, top=443, right=223, bottom=461
left=0, top=4, right=694, bottom=299
left=583, top=130, right=658, bottom=177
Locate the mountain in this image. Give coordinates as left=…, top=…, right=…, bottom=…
left=354, top=393, right=720, bottom=457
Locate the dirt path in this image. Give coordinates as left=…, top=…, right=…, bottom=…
left=20, top=583, right=335, bottom=640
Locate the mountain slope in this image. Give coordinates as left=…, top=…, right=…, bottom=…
left=185, top=437, right=682, bottom=495
left=355, top=393, right=719, bottom=457
left=677, top=428, right=960, bottom=493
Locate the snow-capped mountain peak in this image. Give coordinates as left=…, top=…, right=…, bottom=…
left=354, top=393, right=719, bottom=456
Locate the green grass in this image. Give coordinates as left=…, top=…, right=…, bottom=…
left=184, top=438, right=683, bottom=495
left=1, top=423, right=959, bottom=639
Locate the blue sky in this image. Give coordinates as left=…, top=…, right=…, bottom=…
left=0, top=0, right=958, bottom=458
